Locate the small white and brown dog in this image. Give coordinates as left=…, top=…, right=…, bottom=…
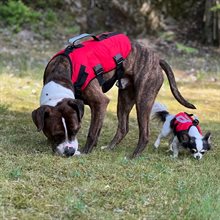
left=151, top=103, right=211, bottom=160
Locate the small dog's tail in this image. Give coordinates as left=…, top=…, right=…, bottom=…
left=151, top=102, right=169, bottom=122
left=159, top=59, right=196, bottom=109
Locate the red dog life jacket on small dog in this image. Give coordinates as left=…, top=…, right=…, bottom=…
left=172, top=112, right=202, bottom=135
left=48, top=32, right=131, bottom=97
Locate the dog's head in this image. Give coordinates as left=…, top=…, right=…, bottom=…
left=180, top=132, right=212, bottom=160
left=32, top=98, right=84, bottom=157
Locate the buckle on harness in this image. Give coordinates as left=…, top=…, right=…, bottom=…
left=94, top=64, right=104, bottom=75
left=114, top=54, right=124, bottom=65
left=113, top=54, right=124, bottom=89
left=93, top=64, right=105, bottom=86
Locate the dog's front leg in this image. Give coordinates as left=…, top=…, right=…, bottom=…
left=81, top=85, right=110, bottom=154
left=168, top=134, right=174, bottom=152
left=171, top=136, right=179, bottom=158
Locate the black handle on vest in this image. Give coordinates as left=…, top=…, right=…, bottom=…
left=68, top=33, right=99, bottom=47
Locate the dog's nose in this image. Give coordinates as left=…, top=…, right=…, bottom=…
left=196, top=155, right=200, bottom=160
left=64, top=147, right=75, bottom=157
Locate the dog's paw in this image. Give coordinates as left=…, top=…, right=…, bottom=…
left=170, top=154, right=178, bottom=159
left=101, top=145, right=108, bottom=150
left=154, top=141, right=160, bottom=149
left=153, top=146, right=159, bottom=151
left=106, top=144, right=117, bottom=150
left=74, top=150, right=81, bottom=156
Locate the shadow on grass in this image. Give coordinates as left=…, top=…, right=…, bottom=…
left=0, top=103, right=143, bottom=158
left=0, top=104, right=51, bottom=156
left=0, top=104, right=122, bottom=157
left=1, top=102, right=220, bottom=159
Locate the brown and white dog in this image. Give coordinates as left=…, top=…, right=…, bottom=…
left=32, top=39, right=196, bottom=158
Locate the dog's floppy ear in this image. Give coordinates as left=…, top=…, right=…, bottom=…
left=204, top=132, right=212, bottom=150
left=32, top=106, right=52, bottom=132
left=204, top=132, right=211, bottom=143
left=68, top=99, right=84, bottom=122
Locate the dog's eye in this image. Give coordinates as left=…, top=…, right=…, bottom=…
left=200, top=150, right=206, bottom=155
left=191, top=148, right=197, bottom=153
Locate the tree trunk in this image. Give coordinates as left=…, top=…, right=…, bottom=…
left=204, top=0, right=220, bottom=46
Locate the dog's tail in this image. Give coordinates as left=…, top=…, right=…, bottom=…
left=159, top=59, right=196, bottom=109
left=151, top=102, right=170, bottom=122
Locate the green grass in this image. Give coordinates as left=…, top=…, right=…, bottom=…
left=176, top=43, right=198, bottom=54
left=0, top=71, right=220, bottom=219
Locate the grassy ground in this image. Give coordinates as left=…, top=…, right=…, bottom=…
left=0, top=68, right=220, bottom=219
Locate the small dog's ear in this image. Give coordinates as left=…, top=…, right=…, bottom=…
left=204, top=132, right=211, bottom=143
left=204, top=132, right=212, bottom=149
left=32, top=106, right=52, bottom=132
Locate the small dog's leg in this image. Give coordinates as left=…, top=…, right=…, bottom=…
left=171, top=136, right=179, bottom=158
left=154, top=119, right=172, bottom=149
left=154, top=133, right=163, bottom=149
left=167, top=134, right=174, bottom=152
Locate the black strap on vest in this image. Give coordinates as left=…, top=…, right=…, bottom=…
left=93, top=64, right=105, bottom=86
left=114, top=54, right=124, bottom=89
left=74, top=65, right=88, bottom=99
left=102, top=53, right=125, bottom=93
left=102, top=74, right=117, bottom=93
left=185, top=112, right=200, bottom=126
left=64, top=44, right=83, bottom=56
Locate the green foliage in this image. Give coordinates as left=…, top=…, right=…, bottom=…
left=0, top=0, right=40, bottom=32
left=0, top=0, right=77, bottom=38
left=22, top=0, right=66, bottom=9
left=176, top=43, right=198, bottom=54
left=159, top=31, right=176, bottom=41
left=210, top=4, right=220, bottom=11
left=37, top=9, right=58, bottom=39
left=44, top=9, right=57, bottom=24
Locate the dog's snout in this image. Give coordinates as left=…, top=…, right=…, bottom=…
left=196, top=155, right=200, bottom=160
left=64, top=146, right=75, bottom=157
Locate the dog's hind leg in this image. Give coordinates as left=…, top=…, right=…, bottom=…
left=154, top=119, right=172, bottom=149
left=107, top=86, right=135, bottom=150
left=130, top=97, right=154, bottom=158
left=131, top=69, right=163, bottom=158
left=154, top=133, right=163, bottom=149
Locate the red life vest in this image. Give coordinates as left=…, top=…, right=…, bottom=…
left=49, top=32, right=131, bottom=93
left=173, top=112, right=202, bottom=135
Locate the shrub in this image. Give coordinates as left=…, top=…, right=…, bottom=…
left=0, top=0, right=40, bottom=32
